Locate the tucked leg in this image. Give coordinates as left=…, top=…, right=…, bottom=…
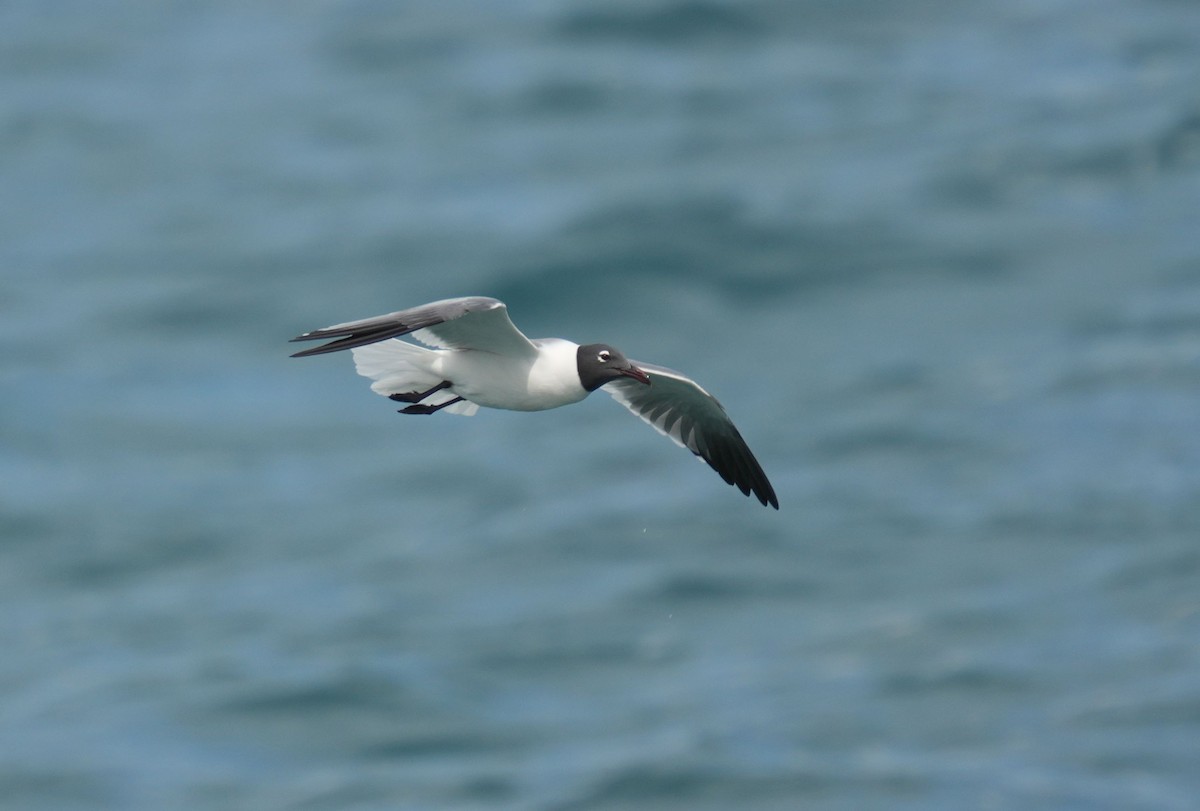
left=388, top=380, right=452, bottom=404
left=399, top=397, right=465, bottom=415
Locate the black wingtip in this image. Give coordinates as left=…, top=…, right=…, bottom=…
left=288, top=330, right=336, bottom=357
left=697, top=441, right=778, bottom=509
left=717, top=434, right=777, bottom=509
left=755, top=476, right=779, bottom=510
left=755, top=469, right=779, bottom=510
left=287, top=319, right=424, bottom=358
left=746, top=487, right=778, bottom=509
left=289, top=337, right=316, bottom=357
left=289, top=340, right=344, bottom=358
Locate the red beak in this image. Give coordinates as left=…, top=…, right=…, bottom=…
left=619, top=364, right=652, bottom=385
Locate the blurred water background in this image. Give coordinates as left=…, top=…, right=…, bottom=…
left=3, top=1, right=1200, bottom=809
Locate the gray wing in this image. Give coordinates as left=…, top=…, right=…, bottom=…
left=289, top=297, right=537, bottom=358
left=605, top=362, right=778, bottom=509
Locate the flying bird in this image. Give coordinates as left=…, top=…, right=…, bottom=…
left=290, top=297, right=777, bottom=508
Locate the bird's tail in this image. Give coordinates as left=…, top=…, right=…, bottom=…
left=351, top=341, right=479, bottom=416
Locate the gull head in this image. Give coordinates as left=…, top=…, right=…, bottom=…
left=577, top=343, right=651, bottom=391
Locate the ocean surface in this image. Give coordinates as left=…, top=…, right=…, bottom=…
left=3, top=2, right=1200, bottom=809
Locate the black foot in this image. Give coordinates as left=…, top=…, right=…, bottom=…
left=388, top=381, right=452, bottom=404
left=399, top=397, right=464, bottom=415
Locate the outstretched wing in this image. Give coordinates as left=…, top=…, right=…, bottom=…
left=289, top=297, right=537, bottom=358
left=605, top=362, right=778, bottom=509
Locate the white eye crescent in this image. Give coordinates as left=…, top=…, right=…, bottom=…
left=598, top=350, right=611, bottom=362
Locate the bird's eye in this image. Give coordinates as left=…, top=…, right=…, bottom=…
left=598, top=350, right=611, bottom=362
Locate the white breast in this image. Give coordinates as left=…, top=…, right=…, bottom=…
left=436, top=338, right=588, bottom=412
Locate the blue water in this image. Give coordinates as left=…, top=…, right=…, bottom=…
left=3, top=2, right=1200, bottom=809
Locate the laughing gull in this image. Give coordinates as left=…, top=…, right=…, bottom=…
left=290, top=296, right=778, bottom=508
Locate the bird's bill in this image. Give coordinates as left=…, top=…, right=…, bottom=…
left=618, top=364, right=652, bottom=385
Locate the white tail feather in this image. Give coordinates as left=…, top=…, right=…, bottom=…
left=350, top=341, right=479, bottom=417
left=441, top=398, right=480, bottom=416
